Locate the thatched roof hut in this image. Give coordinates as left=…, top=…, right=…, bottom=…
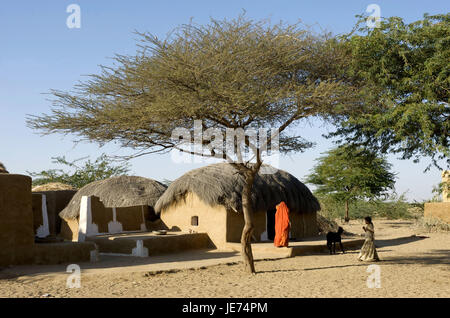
left=155, top=163, right=320, bottom=246
left=155, top=163, right=320, bottom=215
left=0, top=162, right=9, bottom=174
left=32, top=182, right=76, bottom=192
left=60, top=176, right=167, bottom=220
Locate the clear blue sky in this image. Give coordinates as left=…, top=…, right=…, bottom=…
left=1, top=1, right=448, bottom=201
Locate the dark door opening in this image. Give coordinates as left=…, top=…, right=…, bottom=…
left=266, top=207, right=276, bottom=241
left=147, top=206, right=160, bottom=222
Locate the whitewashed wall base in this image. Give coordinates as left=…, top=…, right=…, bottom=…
left=108, top=208, right=123, bottom=233
left=36, top=194, right=50, bottom=238
left=132, top=240, right=149, bottom=257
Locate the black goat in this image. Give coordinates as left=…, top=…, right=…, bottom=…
left=326, top=227, right=345, bottom=254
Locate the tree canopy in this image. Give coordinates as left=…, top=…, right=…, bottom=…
left=28, top=154, right=130, bottom=189
left=306, top=145, right=396, bottom=221
left=330, top=13, right=449, bottom=169
left=27, top=16, right=360, bottom=162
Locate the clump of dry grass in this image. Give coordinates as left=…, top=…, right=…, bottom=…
left=317, top=213, right=339, bottom=234
left=414, top=217, right=450, bottom=233
left=316, top=213, right=356, bottom=236
left=407, top=206, right=424, bottom=219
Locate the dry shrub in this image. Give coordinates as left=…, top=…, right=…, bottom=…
left=414, top=217, right=450, bottom=233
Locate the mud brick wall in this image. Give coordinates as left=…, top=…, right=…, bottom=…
left=0, top=174, right=35, bottom=266
left=424, top=202, right=450, bottom=224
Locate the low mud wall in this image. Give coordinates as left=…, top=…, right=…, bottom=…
left=0, top=174, right=98, bottom=266
left=0, top=174, right=35, bottom=266
left=424, top=202, right=450, bottom=224
left=33, top=241, right=97, bottom=265
left=87, top=232, right=213, bottom=256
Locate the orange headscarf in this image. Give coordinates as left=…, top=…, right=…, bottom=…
left=274, top=201, right=290, bottom=247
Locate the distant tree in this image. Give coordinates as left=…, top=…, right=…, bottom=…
left=306, top=145, right=396, bottom=222
left=28, top=154, right=130, bottom=189
left=330, top=13, right=449, bottom=169
left=27, top=15, right=363, bottom=274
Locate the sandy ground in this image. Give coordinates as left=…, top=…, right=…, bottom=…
left=0, top=219, right=449, bottom=298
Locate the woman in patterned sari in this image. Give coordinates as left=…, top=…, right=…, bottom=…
left=358, top=216, right=380, bottom=261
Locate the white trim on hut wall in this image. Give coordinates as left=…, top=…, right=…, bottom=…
left=140, top=206, right=147, bottom=231
left=260, top=231, right=268, bottom=241
left=90, top=248, right=99, bottom=262
left=78, top=196, right=150, bottom=241
left=132, top=240, right=149, bottom=257
left=36, top=194, right=50, bottom=238
left=107, top=207, right=123, bottom=234
left=261, top=212, right=268, bottom=241
left=78, top=196, right=99, bottom=242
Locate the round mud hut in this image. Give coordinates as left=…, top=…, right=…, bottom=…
left=59, top=176, right=167, bottom=240
left=155, top=163, right=320, bottom=248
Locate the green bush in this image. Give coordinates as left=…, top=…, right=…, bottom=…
left=317, top=193, right=418, bottom=221
left=28, top=154, right=130, bottom=189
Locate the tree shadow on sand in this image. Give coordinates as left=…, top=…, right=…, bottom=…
left=0, top=249, right=240, bottom=279
left=381, top=249, right=450, bottom=266
left=302, top=249, right=450, bottom=271
left=375, top=235, right=429, bottom=248
left=302, top=235, right=448, bottom=271
left=257, top=268, right=301, bottom=274
left=303, top=263, right=369, bottom=271
left=382, top=221, right=415, bottom=226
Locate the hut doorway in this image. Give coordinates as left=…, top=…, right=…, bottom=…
left=266, top=207, right=276, bottom=241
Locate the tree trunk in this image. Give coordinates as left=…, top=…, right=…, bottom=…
left=344, top=200, right=349, bottom=223
left=241, top=170, right=257, bottom=274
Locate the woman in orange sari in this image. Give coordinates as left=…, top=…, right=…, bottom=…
left=274, top=201, right=290, bottom=247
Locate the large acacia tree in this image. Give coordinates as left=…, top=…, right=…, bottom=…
left=28, top=16, right=362, bottom=273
